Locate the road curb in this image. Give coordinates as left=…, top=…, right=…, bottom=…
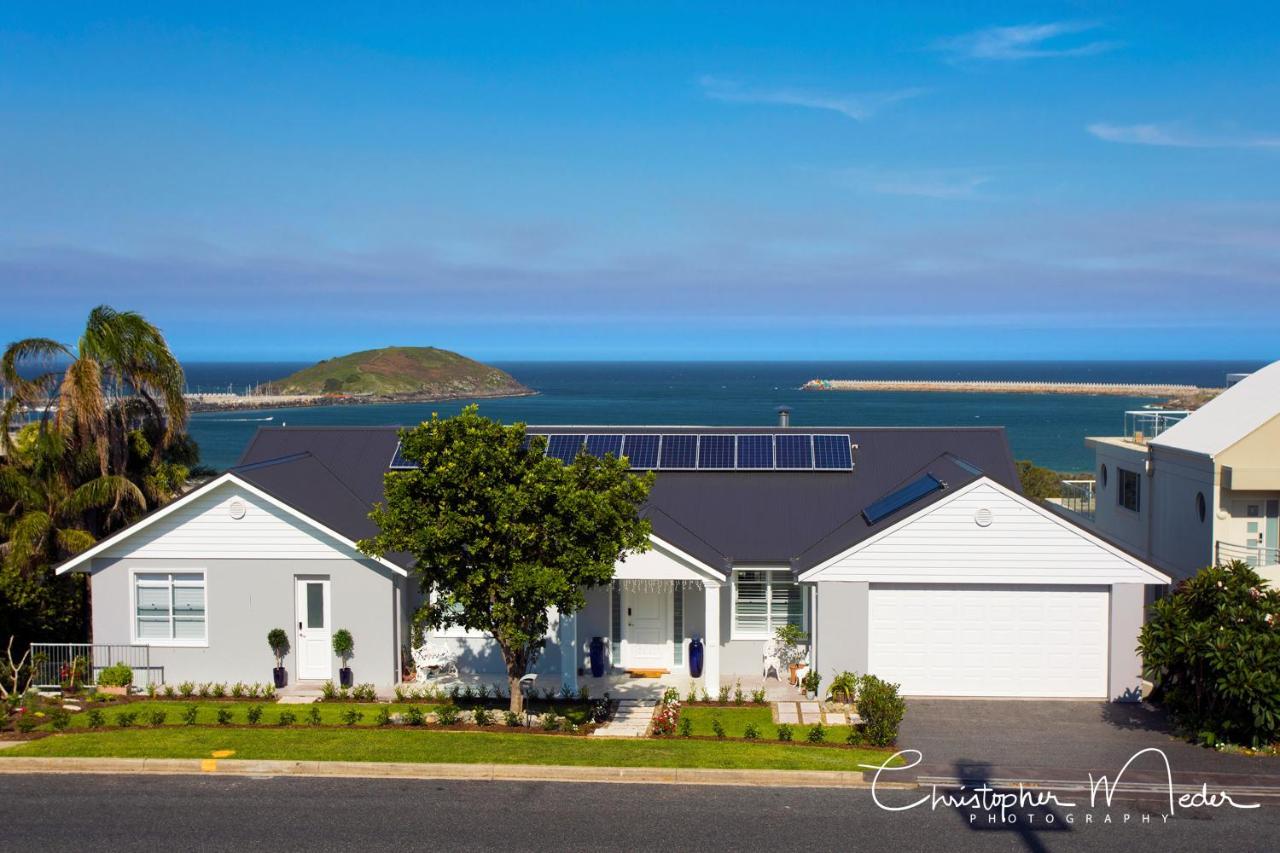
left=0, top=756, right=915, bottom=789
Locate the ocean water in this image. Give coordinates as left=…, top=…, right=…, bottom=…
left=182, top=360, right=1265, bottom=472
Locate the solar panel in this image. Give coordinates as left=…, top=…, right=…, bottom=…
left=813, top=435, right=853, bottom=470
left=621, top=434, right=660, bottom=468
left=862, top=473, right=945, bottom=525
left=775, top=434, right=814, bottom=469
left=585, top=434, right=624, bottom=459
left=546, top=434, right=586, bottom=463
left=736, top=434, right=774, bottom=469
left=659, top=434, right=698, bottom=469
left=697, top=435, right=735, bottom=469
left=388, top=441, right=417, bottom=470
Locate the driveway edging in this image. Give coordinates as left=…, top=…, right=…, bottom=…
left=0, top=756, right=912, bottom=789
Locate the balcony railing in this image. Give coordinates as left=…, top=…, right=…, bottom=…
left=1058, top=479, right=1096, bottom=521
left=28, top=644, right=154, bottom=690
left=1216, top=540, right=1280, bottom=570
left=1123, top=410, right=1192, bottom=444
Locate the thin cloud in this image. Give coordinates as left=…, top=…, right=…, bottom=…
left=698, top=76, right=925, bottom=121
left=938, top=21, right=1120, bottom=61
left=1088, top=122, right=1280, bottom=149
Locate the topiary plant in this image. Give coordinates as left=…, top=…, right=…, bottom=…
left=1139, top=561, right=1280, bottom=749
left=267, top=629, right=289, bottom=668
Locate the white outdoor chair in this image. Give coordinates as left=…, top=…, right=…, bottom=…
left=762, top=638, right=784, bottom=681
left=411, top=641, right=459, bottom=683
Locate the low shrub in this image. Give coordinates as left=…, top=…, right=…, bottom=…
left=87, top=709, right=105, bottom=729
left=147, top=710, right=168, bottom=727
left=375, top=706, right=392, bottom=727
left=732, top=681, right=744, bottom=705
left=352, top=683, right=377, bottom=702
left=806, top=723, right=826, bottom=743
left=321, top=682, right=337, bottom=700
left=846, top=726, right=865, bottom=746
left=247, top=683, right=263, bottom=699
left=435, top=705, right=460, bottom=726
left=661, top=687, right=680, bottom=705
left=405, top=706, right=426, bottom=726
left=230, top=682, right=246, bottom=699
left=246, top=705, right=264, bottom=725
left=589, top=697, right=612, bottom=724
left=743, top=722, right=760, bottom=741
left=337, top=686, right=350, bottom=701
left=307, top=705, right=322, bottom=726
left=717, top=685, right=731, bottom=703
left=472, top=707, right=492, bottom=727
left=540, top=712, right=560, bottom=732
left=504, top=710, right=522, bottom=728
left=578, top=686, right=590, bottom=702
left=216, top=708, right=234, bottom=725
left=448, top=684, right=461, bottom=701
left=262, top=683, right=276, bottom=700
left=776, top=723, right=793, bottom=742
left=196, top=683, right=211, bottom=699
left=685, top=683, right=699, bottom=703
left=50, top=708, right=71, bottom=731
left=710, top=717, right=726, bottom=739
left=16, top=714, right=38, bottom=734
left=750, top=688, right=767, bottom=705
left=1139, top=561, right=1280, bottom=749
left=211, top=683, right=227, bottom=699
left=277, top=710, right=297, bottom=726
left=339, top=708, right=363, bottom=726
left=162, top=684, right=177, bottom=699
left=145, top=683, right=157, bottom=699
left=182, top=705, right=199, bottom=726
left=857, top=674, right=906, bottom=748
left=97, top=662, right=133, bottom=688
left=115, top=711, right=138, bottom=728
left=678, top=716, right=693, bottom=737
left=178, top=681, right=195, bottom=698
left=651, top=701, right=679, bottom=736
left=394, top=685, right=410, bottom=703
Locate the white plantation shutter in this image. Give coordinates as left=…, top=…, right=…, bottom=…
left=135, top=573, right=206, bottom=642
left=734, top=570, right=804, bottom=638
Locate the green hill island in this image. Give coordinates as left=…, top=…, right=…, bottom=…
left=265, top=346, right=533, bottom=402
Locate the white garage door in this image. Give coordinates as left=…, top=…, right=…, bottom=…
left=867, top=584, right=1109, bottom=698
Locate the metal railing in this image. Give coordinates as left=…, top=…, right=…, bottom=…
left=1216, top=540, right=1280, bottom=570
left=1058, top=479, right=1097, bottom=521
left=1123, top=410, right=1192, bottom=444
left=29, top=644, right=155, bottom=690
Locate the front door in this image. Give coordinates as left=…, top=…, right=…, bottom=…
left=622, top=587, right=670, bottom=668
left=296, top=578, right=331, bottom=680
left=1232, top=500, right=1270, bottom=566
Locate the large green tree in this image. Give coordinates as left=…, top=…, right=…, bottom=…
left=359, top=407, right=654, bottom=713
left=0, top=306, right=194, bottom=649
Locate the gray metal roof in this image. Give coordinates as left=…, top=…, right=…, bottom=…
left=234, top=424, right=1021, bottom=575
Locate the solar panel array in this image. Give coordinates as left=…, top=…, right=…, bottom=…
left=525, top=432, right=853, bottom=471
left=861, top=473, right=945, bottom=524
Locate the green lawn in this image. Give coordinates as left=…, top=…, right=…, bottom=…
left=679, top=705, right=854, bottom=742
left=2, top=727, right=902, bottom=771
left=30, top=702, right=443, bottom=730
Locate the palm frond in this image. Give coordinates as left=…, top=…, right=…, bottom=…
left=4, top=510, right=53, bottom=572
left=55, top=526, right=97, bottom=556
left=1, top=337, right=73, bottom=386
left=66, top=474, right=146, bottom=518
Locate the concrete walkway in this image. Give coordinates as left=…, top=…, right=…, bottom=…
left=774, top=702, right=861, bottom=727
left=590, top=698, right=655, bottom=738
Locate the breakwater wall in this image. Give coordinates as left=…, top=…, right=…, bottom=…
left=802, top=379, right=1210, bottom=397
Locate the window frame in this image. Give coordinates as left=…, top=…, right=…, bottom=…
left=1116, top=467, right=1141, bottom=513
left=730, top=568, right=807, bottom=640
left=129, top=569, right=209, bottom=647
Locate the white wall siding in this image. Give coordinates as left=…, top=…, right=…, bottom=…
left=99, top=481, right=362, bottom=562
left=810, top=480, right=1163, bottom=585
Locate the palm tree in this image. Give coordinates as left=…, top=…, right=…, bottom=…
left=0, top=429, right=145, bottom=575
left=1, top=306, right=187, bottom=472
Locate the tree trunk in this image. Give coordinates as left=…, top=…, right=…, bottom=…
left=508, top=673, right=525, bottom=716
left=498, top=640, right=529, bottom=716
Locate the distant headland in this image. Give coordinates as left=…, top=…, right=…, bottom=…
left=185, top=346, right=535, bottom=412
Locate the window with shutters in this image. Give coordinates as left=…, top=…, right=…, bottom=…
left=732, top=570, right=805, bottom=639
left=133, top=571, right=207, bottom=645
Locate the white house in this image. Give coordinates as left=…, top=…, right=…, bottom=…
left=56, top=420, right=1168, bottom=700
left=1054, top=361, right=1280, bottom=585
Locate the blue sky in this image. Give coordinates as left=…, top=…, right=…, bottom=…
left=2, top=3, right=1277, bottom=360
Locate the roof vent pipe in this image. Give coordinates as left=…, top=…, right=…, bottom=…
left=776, top=405, right=791, bottom=428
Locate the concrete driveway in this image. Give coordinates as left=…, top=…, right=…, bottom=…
left=897, top=699, right=1280, bottom=790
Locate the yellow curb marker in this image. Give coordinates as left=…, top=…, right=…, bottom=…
left=211, top=750, right=236, bottom=758
left=200, top=759, right=218, bottom=772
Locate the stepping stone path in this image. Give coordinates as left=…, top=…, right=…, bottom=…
left=277, top=694, right=320, bottom=705
left=774, top=701, right=863, bottom=726
left=590, top=698, right=656, bottom=738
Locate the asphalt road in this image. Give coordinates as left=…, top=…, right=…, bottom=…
left=0, top=774, right=1276, bottom=852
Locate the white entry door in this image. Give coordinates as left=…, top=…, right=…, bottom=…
left=622, top=587, right=670, bottom=668
left=867, top=584, right=1109, bottom=698
left=296, top=578, right=332, bottom=680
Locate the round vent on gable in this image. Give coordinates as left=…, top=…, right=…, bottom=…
left=973, top=507, right=993, bottom=527
left=228, top=499, right=247, bottom=520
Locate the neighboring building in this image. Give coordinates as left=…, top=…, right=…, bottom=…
left=1054, top=361, right=1280, bottom=585
left=57, top=420, right=1168, bottom=700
